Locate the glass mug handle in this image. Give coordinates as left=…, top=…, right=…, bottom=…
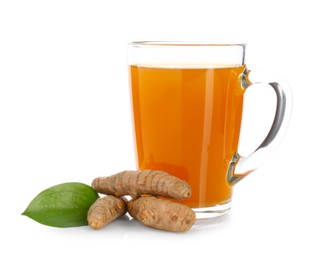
left=227, top=69, right=292, bottom=185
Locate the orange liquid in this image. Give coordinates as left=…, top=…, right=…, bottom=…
left=130, top=65, right=246, bottom=208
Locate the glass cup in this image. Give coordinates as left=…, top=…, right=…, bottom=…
left=128, top=42, right=292, bottom=218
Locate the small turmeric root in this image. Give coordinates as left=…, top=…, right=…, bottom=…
left=127, top=196, right=196, bottom=232
left=92, top=170, right=192, bottom=200
left=87, top=195, right=127, bottom=230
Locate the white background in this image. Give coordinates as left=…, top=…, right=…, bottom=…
left=0, top=0, right=311, bottom=259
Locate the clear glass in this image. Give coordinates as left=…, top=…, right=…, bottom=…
left=128, top=41, right=292, bottom=218
left=128, top=41, right=246, bottom=67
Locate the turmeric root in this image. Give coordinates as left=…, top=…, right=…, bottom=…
left=92, top=170, right=192, bottom=200
left=127, top=196, right=196, bottom=232
left=87, top=195, right=127, bottom=230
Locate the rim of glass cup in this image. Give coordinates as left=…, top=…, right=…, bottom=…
left=128, top=41, right=247, bottom=47
left=128, top=41, right=247, bottom=67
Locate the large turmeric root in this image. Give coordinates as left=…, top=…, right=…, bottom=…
left=92, top=170, right=192, bottom=200
left=127, top=196, right=196, bottom=232
left=87, top=195, right=127, bottom=230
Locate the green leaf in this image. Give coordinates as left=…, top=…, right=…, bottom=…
left=22, top=182, right=99, bottom=227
